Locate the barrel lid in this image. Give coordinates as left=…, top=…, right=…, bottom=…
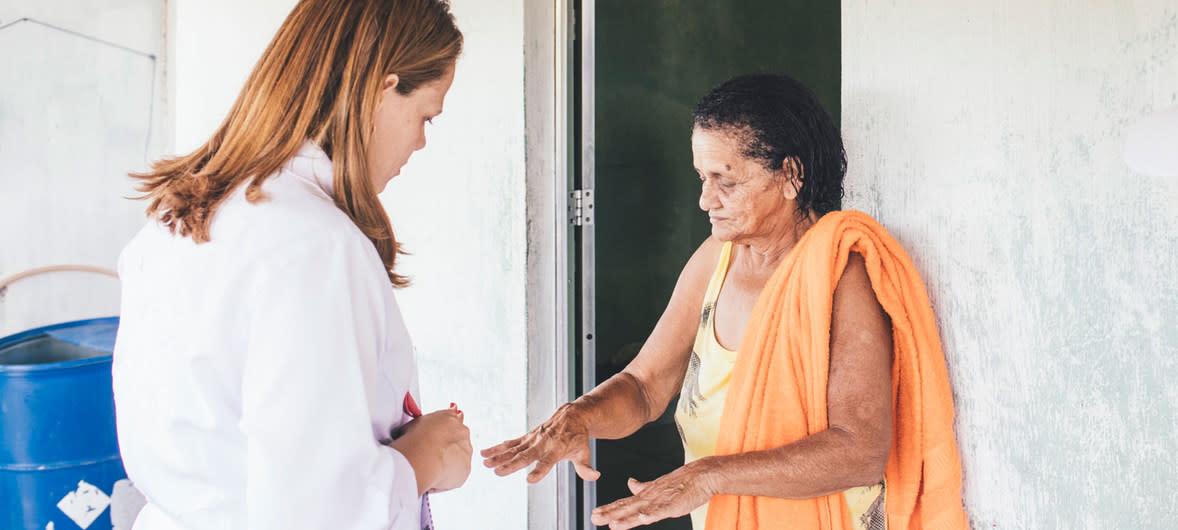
left=0, top=317, right=119, bottom=372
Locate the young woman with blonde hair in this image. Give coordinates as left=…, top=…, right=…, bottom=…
left=112, top=1, right=470, bottom=528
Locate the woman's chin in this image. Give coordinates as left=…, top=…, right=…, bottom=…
left=373, top=173, right=397, bottom=194
left=710, top=227, right=735, bottom=242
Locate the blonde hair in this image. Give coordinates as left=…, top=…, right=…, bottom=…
left=132, top=0, right=462, bottom=287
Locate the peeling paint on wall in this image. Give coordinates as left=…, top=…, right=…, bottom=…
left=842, top=1, right=1178, bottom=527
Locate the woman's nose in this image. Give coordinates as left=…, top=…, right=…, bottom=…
left=699, top=181, right=721, bottom=211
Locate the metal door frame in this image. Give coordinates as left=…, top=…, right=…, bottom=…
left=523, top=0, right=577, bottom=528
left=577, top=0, right=597, bottom=529
left=524, top=1, right=594, bottom=528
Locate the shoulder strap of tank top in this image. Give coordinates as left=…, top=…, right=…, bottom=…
left=701, top=241, right=734, bottom=316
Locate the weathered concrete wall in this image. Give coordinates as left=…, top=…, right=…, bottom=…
left=0, top=0, right=168, bottom=335
left=842, top=1, right=1178, bottom=527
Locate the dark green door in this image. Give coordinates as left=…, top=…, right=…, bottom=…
left=580, top=1, right=840, bottom=529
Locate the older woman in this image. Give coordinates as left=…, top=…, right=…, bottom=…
left=483, top=75, right=967, bottom=530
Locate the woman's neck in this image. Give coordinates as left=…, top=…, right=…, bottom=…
left=737, top=210, right=819, bottom=271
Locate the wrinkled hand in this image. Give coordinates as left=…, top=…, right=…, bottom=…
left=480, top=402, right=600, bottom=483
left=590, top=461, right=716, bottom=530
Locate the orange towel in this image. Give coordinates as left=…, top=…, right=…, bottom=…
left=706, top=210, right=967, bottom=530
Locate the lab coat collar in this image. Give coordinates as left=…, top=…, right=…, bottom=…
left=287, top=141, right=336, bottom=197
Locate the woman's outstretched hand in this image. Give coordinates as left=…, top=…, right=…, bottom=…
left=590, top=460, right=717, bottom=530
left=480, top=402, right=601, bottom=483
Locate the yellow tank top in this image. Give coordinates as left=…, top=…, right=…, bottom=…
left=673, top=242, right=886, bottom=529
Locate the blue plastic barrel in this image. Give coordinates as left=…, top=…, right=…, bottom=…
left=0, top=317, right=125, bottom=530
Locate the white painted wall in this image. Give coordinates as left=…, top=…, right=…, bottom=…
left=0, top=0, right=167, bottom=336
left=381, top=0, right=529, bottom=527
left=842, top=1, right=1178, bottom=527
left=171, top=1, right=529, bottom=527
left=171, top=0, right=293, bottom=153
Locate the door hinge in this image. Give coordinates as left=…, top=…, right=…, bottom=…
left=570, top=189, right=594, bottom=226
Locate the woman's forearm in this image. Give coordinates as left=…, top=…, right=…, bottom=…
left=696, top=427, right=888, bottom=500
left=572, top=371, right=661, bottom=440
left=387, top=436, right=440, bottom=496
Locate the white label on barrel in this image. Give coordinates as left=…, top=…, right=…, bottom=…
left=57, top=480, right=111, bottom=529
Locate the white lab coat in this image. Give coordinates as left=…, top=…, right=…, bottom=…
left=113, top=143, right=424, bottom=530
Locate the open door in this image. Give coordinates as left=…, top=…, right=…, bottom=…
left=571, top=1, right=841, bottom=528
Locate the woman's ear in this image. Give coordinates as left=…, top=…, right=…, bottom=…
left=781, top=157, right=803, bottom=200
left=376, top=74, right=401, bottom=107
left=382, top=74, right=400, bottom=91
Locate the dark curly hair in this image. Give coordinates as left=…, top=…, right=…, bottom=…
left=692, top=74, right=846, bottom=215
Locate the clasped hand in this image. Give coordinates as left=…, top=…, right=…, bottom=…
left=387, top=409, right=472, bottom=494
